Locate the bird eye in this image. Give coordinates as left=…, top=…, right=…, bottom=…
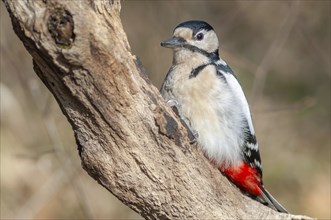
left=196, top=33, right=204, bottom=41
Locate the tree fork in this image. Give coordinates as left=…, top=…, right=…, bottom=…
left=3, top=0, right=313, bottom=219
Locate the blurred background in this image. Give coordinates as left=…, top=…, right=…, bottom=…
left=1, top=1, right=330, bottom=219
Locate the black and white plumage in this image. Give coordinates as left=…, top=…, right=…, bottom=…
left=160, top=20, right=287, bottom=213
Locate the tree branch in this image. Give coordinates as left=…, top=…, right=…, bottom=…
left=2, top=0, right=313, bottom=219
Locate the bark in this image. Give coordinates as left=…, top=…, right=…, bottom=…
left=2, top=0, right=314, bottom=219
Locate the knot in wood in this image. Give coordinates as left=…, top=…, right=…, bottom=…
left=48, top=7, right=75, bottom=47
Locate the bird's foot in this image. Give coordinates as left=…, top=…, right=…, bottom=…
left=166, top=99, right=199, bottom=144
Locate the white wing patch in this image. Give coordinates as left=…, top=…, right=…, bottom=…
left=220, top=65, right=255, bottom=135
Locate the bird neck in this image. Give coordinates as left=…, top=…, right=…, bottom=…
left=172, top=48, right=218, bottom=66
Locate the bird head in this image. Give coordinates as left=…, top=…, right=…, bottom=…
left=161, top=20, right=219, bottom=58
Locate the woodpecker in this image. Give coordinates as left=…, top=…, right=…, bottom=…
left=160, top=20, right=288, bottom=213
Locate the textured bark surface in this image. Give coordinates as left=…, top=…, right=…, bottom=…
left=3, top=0, right=314, bottom=219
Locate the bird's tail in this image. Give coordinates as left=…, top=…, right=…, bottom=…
left=259, top=187, right=288, bottom=213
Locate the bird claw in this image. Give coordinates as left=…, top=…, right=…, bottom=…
left=166, top=99, right=199, bottom=144
left=166, top=99, right=180, bottom=107
left=187, top=128, right=199, bottom=144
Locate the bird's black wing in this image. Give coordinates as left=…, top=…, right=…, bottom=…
left=242, top=124, right=263, bottom=178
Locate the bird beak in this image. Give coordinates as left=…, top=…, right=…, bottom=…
left=160, top=37, right=185, bottom=48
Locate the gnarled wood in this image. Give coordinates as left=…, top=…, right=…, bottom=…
left=3, top=0, right=314, bottom=219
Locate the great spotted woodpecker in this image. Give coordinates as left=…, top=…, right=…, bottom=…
left=160, top=20, right=288, bottom=213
